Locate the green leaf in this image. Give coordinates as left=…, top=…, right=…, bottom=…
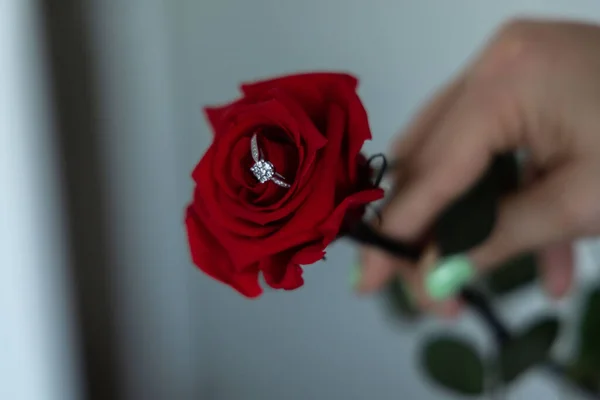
left=385, top=278, right=420, bottom=321
left=421, top=336, right=485, bottom=395
left=566, top=361, right=600, bottom=393
left=563, top=288, right=600, bottom=392
left=576, top=288, right=600, bottom=372
left=499, top=316, right=560, bottom=383
left=486, top=253, right=537, bottom=295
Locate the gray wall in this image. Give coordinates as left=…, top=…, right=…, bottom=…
left=89, top=1, right=198, bottom=399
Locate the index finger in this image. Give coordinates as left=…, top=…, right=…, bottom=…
left=380, top=89, right=514, bottom=243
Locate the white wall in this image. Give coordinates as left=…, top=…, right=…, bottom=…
left=0, top=1, right=82, bottom=400
left=167, top=1, right=600, bottom=399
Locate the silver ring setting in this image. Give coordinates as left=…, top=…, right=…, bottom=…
left=249, top=133, right=291, bottom=188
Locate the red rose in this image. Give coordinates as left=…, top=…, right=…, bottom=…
left=185, top=72, right=383, bottom=297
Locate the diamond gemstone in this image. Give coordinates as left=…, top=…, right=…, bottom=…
left=250, top=160, right=275, bottom=183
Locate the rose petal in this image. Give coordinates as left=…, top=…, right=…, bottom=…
left=204, top=107, right=228, bottom=138
left=319, top=188, right=384, bottom=245
left=241, top=72, right=358, bottom=98
left=194, top=132, right=286, bottom=237
left=203, top=97, right=249, bottom=138
left=243, top=73, right=371, bottom=182
left=192, top=145, right=281, bottom=239
left=196, top=187, right=279, bottom=238
left=266, top=89, right=328, bottom=151
left=291, top=243, right=326, bottom=265
left=277, top=104, right=345, bottom=231
left=241, top=73, right=357, bottom=129
left=210, top=100, right=306, bottom=197
left=342, top=91, right=372, bottom=182
left=208, top=104, right=346, bottom=268
left=261, top=257, right=304, bottom=290
left=185, top=206, right=262, bottom=297
left=212, top=134, right=316, bottom=226
left=210, top=100, right=298, bottom=196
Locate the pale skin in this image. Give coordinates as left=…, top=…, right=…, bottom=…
left=358, top=19, right=600, bottom=317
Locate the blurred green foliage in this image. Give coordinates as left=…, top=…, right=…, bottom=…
left=498, top=317, right=559, bottom=383
left=422, top=337, right=485, bottom=395
left=569, top=288, right=600, bottom=392
left=486, top=253, right=538, bottom=295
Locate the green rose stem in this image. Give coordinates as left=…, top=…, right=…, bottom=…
left=346, top=224, right=599, bottom=399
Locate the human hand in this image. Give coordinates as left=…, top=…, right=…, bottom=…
left=358, top=19, right=600, bottom=316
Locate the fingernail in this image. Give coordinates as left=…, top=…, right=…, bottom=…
left=350, top=263, right=362, bottom=290
left=425, top=254, right=475, bottom=301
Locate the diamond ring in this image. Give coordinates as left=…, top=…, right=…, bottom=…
left=249, top=133, right=290, bottom=188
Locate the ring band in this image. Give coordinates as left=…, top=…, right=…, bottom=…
left=249, top=133, right=291, bottom=188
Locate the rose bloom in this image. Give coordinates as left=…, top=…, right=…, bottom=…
left=185, top=73, right=383, bottom=297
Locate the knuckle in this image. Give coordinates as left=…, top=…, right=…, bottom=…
left=476, top=19, right=550, bottom=81
left=467, top=86, right=510, bottom=114
left=556, top=190, right=594, bottom=232
left=465, top=86, right=522, bottom=148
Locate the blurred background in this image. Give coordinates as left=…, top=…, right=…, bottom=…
left=2, top=1, right=600, bottom=399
